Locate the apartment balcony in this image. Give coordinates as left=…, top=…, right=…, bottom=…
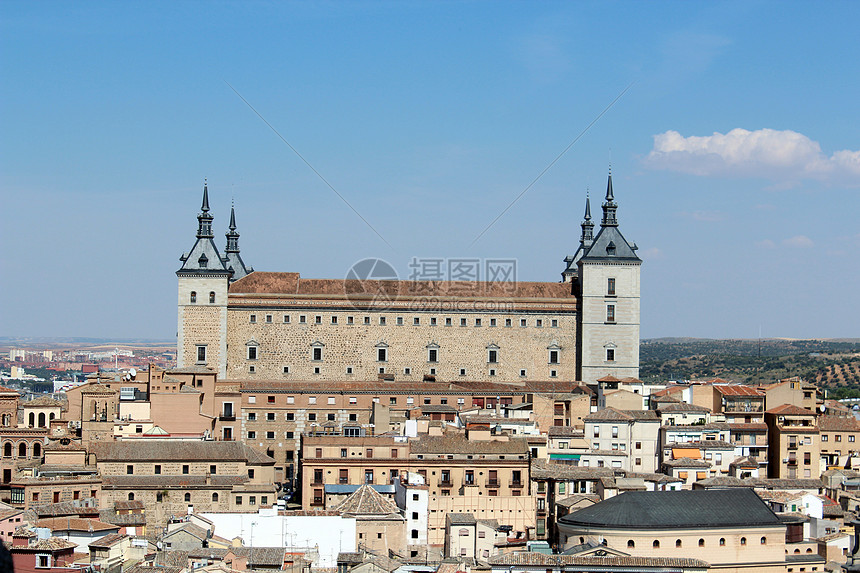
left=486, top=479, right=500, bottom=487
left=219, top=414, right=236, bottom=421
left=509, top=480, right=524, bottom=488
left=438, top=479, right=453, bottom=488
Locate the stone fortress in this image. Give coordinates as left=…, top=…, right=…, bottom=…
left=176, top=173, right=641, bottom=385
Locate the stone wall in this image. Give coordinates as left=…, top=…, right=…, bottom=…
left=225, top=308, right=577, bottom=382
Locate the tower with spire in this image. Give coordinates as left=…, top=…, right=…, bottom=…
left=565, top=169, right=641, bottom=384
left=176, top=181, right=234, bottom=377
left=222, top=202, right=253, bottom=282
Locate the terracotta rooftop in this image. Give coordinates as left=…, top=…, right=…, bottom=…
left=766, top=403, right=816, bottom=416
left=230, top=271, right=575, bottom=300
left=818, top=415, right=860, bottom=432
left=36, top=517, right=119, bottom=532
left=584, top=407, right=659, bottom=422
left=713, top=385, right=764, bottom=397
left=88, top=532, right=129, bottom=548
left=90, top=440, right=274, bottom=464
left=658, top=402, right=711, bottom=413
left=336, top=484, right=400, bottom=516
left=410, top=434, right=529, bottom=455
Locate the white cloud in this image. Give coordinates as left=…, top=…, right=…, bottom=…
left=782, top=235, right=814, bottom=248
left=645, top=128, right=860, bottom=185
left=755, top=239, right=776, bottom=249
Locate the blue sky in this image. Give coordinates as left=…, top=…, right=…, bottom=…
left=1, top=1, right=858, bottom=341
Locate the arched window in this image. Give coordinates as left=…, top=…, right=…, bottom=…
left=3, top=442, right=11, bottom=457
left=190, top=291, right=197, bottom=303
left=806, top=548, right=813, bottom=553
left=38, top=413, right=46, bottom=427
left=1, top=414, right=8, bottom=426
left=794, top=548, right=800, bottom=554
left=760, top=537, right=767, bottom=545
left=676, top=539, right=682, bottom=548
left=627, top=540, right=635, bottom=548
left=719, top=538, right=726, bottom=546
left=209, top=291, right=216, bottom=304
left=33, top=442, right=41, bottom=458
left=49, top=413, right=55, bottom=421
left=653, top=540, right=660, bottom=548
left=740, top=537, right=746, bottom=545
left=28, top=413, right=35, bottom=427
left=185, top=493, right=191, bottom=502
left=18, top=443, right=27, bottom=458
left=212, top=492, right=219, bottom=502
left=128, top=493, right=134, bottom=501
left=698, top=538, right=705, bottom=547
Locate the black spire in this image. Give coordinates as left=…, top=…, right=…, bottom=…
left=601, top=169, right=618, bottom=227
left=197, top=179, right=214, bottom=239
left=580, top=193, right=594, bottom=246
left=225, top=201, right=240, bottom=254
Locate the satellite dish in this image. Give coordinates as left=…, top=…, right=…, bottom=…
left=129, top=368, right=137, bottom=378
left=820, top=404, right=827, bottom=413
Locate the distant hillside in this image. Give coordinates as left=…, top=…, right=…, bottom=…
left=640, top=338, right=860, bottom=388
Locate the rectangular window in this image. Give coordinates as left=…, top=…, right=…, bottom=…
left=250, top=314, right=257, bottom=323
left=445, top=317, right=452, bottom=326
left=520, top=318, right=527, bottom=327
left=247, top=346, right=258, bottom=360
left=430, top=317, right=437, bottom=325
left=182, top=465, right=189, bottom=474
left=606, top=348, right=615, bottom=361
left=364, top=316, right=371, bottom=325
left=536, top=319, right=542, bottom=327
left=606, top=304, right=615, bottom=322
left=347, top=316, right=354, bottom=324
left=247, top=431, right=256, bottom=439
left=266, top=314, right=272, bottom=323
left=428, top=348, right=438, bottom=363
left=315, top=315, right=322, bottom=324
left=489, top=318, right=497, bottom=326
left=549, top=350, right=559, bottom=364
left=154, top=464, right=161, bottom=474
left=126, top=464, right=133, bottom=474
left=414, top=317, right=420, bottom=325
left=379, top=316, right=386, bottom=325
left=266, top=431, right=275, bottom=439
left=283, top=314, right=290, bottom=323
left=397, top=316, right=404, bottom=325
left=460, top=317, right=467, bottom=326
left=475, top=318, right=482, bottom=326
left=378, top=348, right=387, bottom=362
left=196, top=345, right=207, bottom=363
left=551, top=319, right=558, bottom=327
left=283, top=366, right=290, bottom=374
left=299, top=315, right=306, bottom=323
left=607, top=277, right=616, bottom=296
left=488, top=349, right=498, bottom=363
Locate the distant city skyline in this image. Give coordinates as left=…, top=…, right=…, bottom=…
left=1, top=1, right=858, bottom=341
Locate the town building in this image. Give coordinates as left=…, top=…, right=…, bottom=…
left=175, top=176, right=641, bottom=385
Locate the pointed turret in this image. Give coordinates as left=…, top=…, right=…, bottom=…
left=178, top=180, right=229, bottom=275
left=601, top=170, right=618, bottom=227
left=197, top=180, right=214, bottom=239
left=580, top=194, right=594, bottom=247
left=223, top=201, right=252, bottom=282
